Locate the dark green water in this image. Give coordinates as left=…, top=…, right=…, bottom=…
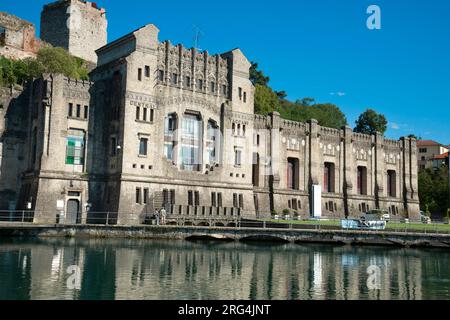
left=0, top=238, right=449, bottom=300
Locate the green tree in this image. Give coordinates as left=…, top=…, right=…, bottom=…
left=408, top=134, right=422, bottom=140
left=249, top=61, right=270, bottom=86
left=296, top=97, right=315, bottom=107
left=310, top=103, right=348, bottom=129
left=278, top=99, right=347, bottom=129
left=354, top=109, right=388, bottom=135
left=254, top=84, right=280, bottom=115
left=37, top=47, right=80, bottom=79
left=275, top=90, right=287, bottom=100
left=0, top=56, right=17, bottom=85
left=418, top=166, right=449, bottom=218
left=249, top=61, right=347, bottom=129
left=0, top=47, right=89, bottom=86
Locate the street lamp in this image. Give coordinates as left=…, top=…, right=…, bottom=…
left=84, top=203, right=92, bottom=224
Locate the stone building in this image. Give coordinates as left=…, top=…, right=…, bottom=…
left=0, top=2, right=420, bottom=224
left=0, top=12, right=47, bottom=60
left=40, top=0, right=107, bottom=63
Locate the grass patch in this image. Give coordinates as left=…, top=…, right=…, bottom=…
left=259, top=219, right=450, bottom=233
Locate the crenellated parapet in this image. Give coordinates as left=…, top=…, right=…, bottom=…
left=60, top=77, right=92, bottom=101
left=156, top=40, right=230, bottom=97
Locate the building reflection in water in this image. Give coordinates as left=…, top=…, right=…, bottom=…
left=0, top=238, right=449, bottom=300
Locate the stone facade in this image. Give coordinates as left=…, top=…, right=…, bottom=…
left=0, top=9, right=420, bottom=224
left=0, top=0, right=419, bottom=224
left=0, top=12, right=47, bottom=60
left=40, top=0, right=107, bottom=63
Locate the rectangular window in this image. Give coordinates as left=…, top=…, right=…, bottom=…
left=238, top=194, right=244, bottom=209
left=324, top=162, right=335, bottom=193
left=181, top=114, right=202, bottom=171
left=145, top=66, right=150, bottom=77
left=76, top=104, right=81, bottom=118
left=165, top=114, right=176, bottom=161
left=218, top=193, right=223, bottom=207
left=194, top=191, right=200, bottom=206
left=185, top=76, right=191, bottom=88
left=210, top=82, right=215, bottom=93
left=235, top=149, right=242, bottom=166
left=66, top=131, right=85, bottom=166
left=138, top=68, right=142, bottom=81
left=238, top=87, right=243, bottom=100
left=150, top=109, right=154, bottom=122
left=292, top=199, right=298, bottom=210
left=158, top=70, right=164, bottom=82
left=233, top=194, right=238, bottom=208
left=211, top=192, right=217, bottom=207
left=136, top=107, right=140, bottom=120
left=221, top=85, right=227, bottom=95
left=68, top=103, right=73, bottom=117
left=243, top=92, right=247, bottom=103
left=357, top=166, right=368, bottom=195
left=84, top=106, right=88, bottom=119
left=139, top=138, right=148, bottom=156
left=143, top=108, right=147, bottom=121
left=419, top=148, right=427, bottom=153
left=143, top=188, right=149, bottom=204
left=287, top=158, right=299, bottom=190
left=196, top=79, right=203, bottom=91
left=170, top=189, right=176, bottom=205
left=188, top=190, right=193, bottom=206
left=136, top=188, right=141, bottom=204
left=387, top=170, right=397, bottom=197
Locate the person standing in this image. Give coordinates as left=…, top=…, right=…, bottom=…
left=155, top=210, right=160, bottom=225
left=160, top=207, right=167, bottom=225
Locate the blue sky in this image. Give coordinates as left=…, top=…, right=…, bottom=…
left=2, top=0, right=450, bottom=143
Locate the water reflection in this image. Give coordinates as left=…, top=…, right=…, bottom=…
left=0, top=238, right=449, bottom=300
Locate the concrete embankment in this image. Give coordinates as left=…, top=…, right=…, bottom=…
left=1, top=224, right=450, bottom=248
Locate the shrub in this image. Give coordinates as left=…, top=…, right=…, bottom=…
left=282, top=208, right=290, bottom=215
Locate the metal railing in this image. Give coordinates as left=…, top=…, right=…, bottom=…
left=0, top=210, right=449, bottom=235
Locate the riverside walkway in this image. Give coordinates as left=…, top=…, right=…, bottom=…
left=1, top=222, right=450, bottom=249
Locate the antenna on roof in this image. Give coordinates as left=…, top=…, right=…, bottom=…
left=193, top=25, right=204, bottom=51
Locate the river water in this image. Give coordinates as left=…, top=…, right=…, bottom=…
left=0, top=238, right=449, bottom=300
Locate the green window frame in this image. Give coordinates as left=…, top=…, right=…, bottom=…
left=66, top=135, right=85, bottom=165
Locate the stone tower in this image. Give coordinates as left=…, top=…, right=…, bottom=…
left=40, top=0, right=107, bottom=63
